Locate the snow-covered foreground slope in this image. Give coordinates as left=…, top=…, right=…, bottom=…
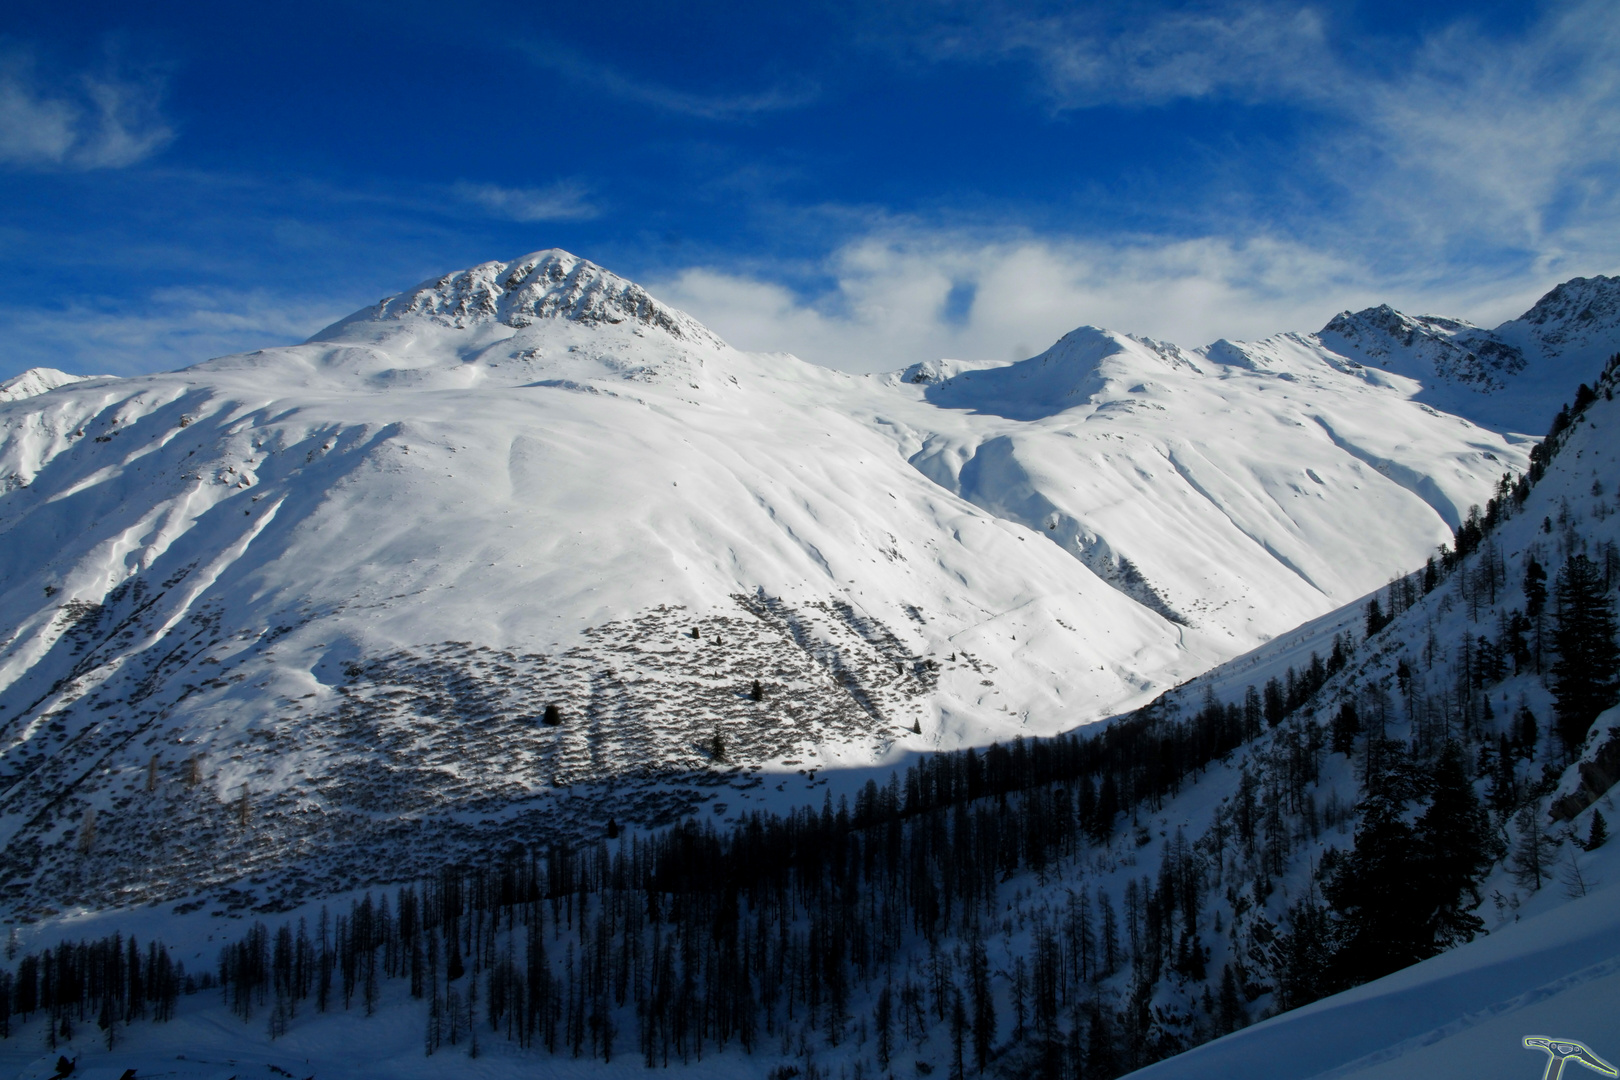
left=1132, top=842, right=1620, bottom=1080
left=0, top=252, right=1609, bottom=919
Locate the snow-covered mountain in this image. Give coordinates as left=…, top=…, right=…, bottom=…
left=0, top=250, right=1618, bottom=1080
left=0, top=341, right=1614, bottom=1080
left=0, top=367, right=93, bottom=403
left=0, top=252, right=1610, bottom=919
left=1319, top=275, right=1620, bottom=432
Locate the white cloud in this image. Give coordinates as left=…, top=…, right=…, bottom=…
left=650, top=211, right=1619, bottom=376
left=925, top=0, right=1620, bottom=283
left=0, top=52, right=172, bottom=170
left=514, top=44, right=819, bottom=120
left=1334, top=1, right=1620, bottom=273
left=651, top=230, right=1383, bottom=373
left=0, top=72, right=76, bottom=165
left=0, top=287, right=346, bottom=378
left=454, top=180, right=598, bottom=222
left=930, top=2, right=1334, bottom=109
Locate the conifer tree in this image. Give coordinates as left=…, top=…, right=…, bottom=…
left=1414, top=743, right=1493, bottom=947
left=950, top=991, right=968, bottom=1080
left=1269, top=897, right=1335, bottom=1009
left=77, top=807, right=96, bottom=853
left=1364, top=597, right=1389, bottom=638
left=1525, top=556, right=1549, bottom=672
left=1514, top=704, right=1540, bottom=760
left=1263, top=677, right=1286, bottom=726
left=1087, top=1004, right=1119, bottom=1077
left=1322, top=794, right=1429, bottom=983
left=968, top=933, right=994, bottom=1072
left=1558, top=840, right=1592, bottom=897
left=1510, top=806, right=1560, bottom=890
left=1330, top=702, right=1360, bottom=755
left=1550, top=554, right=1620, bottom=749
left=1585, top=810, right=1608, bottom=851
left=874, top=983, right=893, bottom=1069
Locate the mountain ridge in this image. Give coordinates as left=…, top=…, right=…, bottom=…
left=1317, top=274, right=1620, bottom=432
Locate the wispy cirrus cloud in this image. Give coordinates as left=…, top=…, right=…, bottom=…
left=914, top=1, right=1335, bottom=109
left=906, top=0, right=1620, bottom=273
left=0, top=286, right=347, bottom=377
left=0, top=48, right=173, bottom=170
left=453, top=179, right=598, bottom=222
left=1338, top=1, right=1620, bottom=269
left=651, top=0, right=1620, bottom=373
left=514, top=43, right=819, bottom=120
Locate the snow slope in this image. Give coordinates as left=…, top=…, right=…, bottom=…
left=894, top=324, right=1523, bottom=639
left=1131, top=840, right=1620, bottom=1080
left=0, top=251, right=1606, bottom=917
left=1115, top=352, right=1620, bottom=1079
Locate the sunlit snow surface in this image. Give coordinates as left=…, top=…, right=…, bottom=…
left=0, top=250, right=1573, bottom=918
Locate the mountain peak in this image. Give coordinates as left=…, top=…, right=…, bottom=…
left=0, top=367, right=99, bottom=403
left=1500, top=274, right=1620, bottom=358
left=1319, top=304, right=1482, bottom=349
left=1317, top=303, right=1524, bottom=391
left=316, top=249, right=725, bottom=347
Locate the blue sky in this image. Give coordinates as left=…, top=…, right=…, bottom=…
left=2, top=0, right=1617, bottom=377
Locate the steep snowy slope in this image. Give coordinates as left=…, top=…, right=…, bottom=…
left=1131, top=842, right=1620, bottom=1080
left=0, top=250, right=1595, bottom=918
left=887, top=325, right=1523, bottom=644
left=1112, top=352, right=1620, bottom=1079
